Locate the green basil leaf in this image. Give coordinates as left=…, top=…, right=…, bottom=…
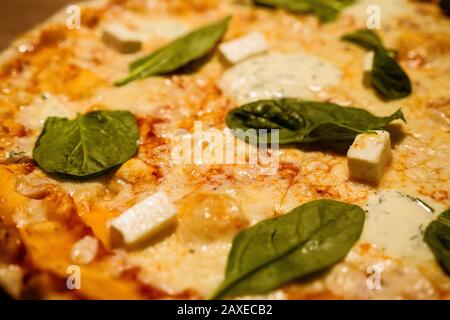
left=371, top=48, right=412, bottom=100
left=341, top=29, right=384, bottom=51
left=209, top=199, right=365, bottom=299
left=226, top=99, right=405, bottom=144
left=424, top=209, right=450, bottom=274
left=341, top=29, right=411, bottom=100
left=33, top=110, right=138, bottom=179
left=253, top=0, right=355, bottom=22
left=311, top=0, right=356, bottom=22
left=254, top=0, right=312, bottom=13
left=341, top=29, right=397, bottom=57
left=115, top=16, right=231, bottom=86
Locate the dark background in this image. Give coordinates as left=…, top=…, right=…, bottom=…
left=0, top=0, right=87, bottom=50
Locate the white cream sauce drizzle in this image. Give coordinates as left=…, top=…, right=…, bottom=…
left=219, top=52, right=342, bottom=105
left=361, top=190, right=445, bottom=260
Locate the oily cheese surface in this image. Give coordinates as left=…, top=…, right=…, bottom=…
left=0, top=0, right=449, bottom=299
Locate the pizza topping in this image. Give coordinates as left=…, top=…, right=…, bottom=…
left=424, top=208, right=450, bottom=274
left=103, top=13, right=189, bottom=42
left=177, top=193, right=249, bottom=243
left=226, top=99, right=405, bottom=144
left=361, top=191, right=440, bottom=260
left=33, top=111, right=138, bottom=179
left=253, top=0, right=356, bottom=23
left=341, top=29, right=412, bottom=100
left=115, top=16, right=231, bottom=86
left=347, top=130, right=392, bottom=184
left=219, top=52, right=341, bottom=105
left=209, top=199, right=365, bottom=299
left=15, top=94, right=79, bottom=132
left=363, top=51, right=374, bottom=72
left=341, top=29, right=386, bottom=52
left=71, top=235, right=99, bottom=265
left=0, top=264, right=23, bottom=298
left=371, top=48, right=412, bottom=100
left=102, top=23, right=143, bottom=54
left=343, top=0, right=413, bottom=22
left=219, top=32, right=268, bottom=64
left=109, top=192, right=177, bottom=247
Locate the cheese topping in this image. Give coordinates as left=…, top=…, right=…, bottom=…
left=103, top=12, right=189, bottom=42
left=71, top=236, right=99, bottom=265
left=102, top=23, right=143, bottom=54
left=364, top=51, right=375, bottom=72
left=344, top=0, right=413, bottom=22
left=219, top=52, right=342, bottom=104
left=347, top=130, right=392, bottom=184
left=0, top=265, right=23, bottom=298
left=110, top=192, right=178, bottom=246
left=219, top=32, right=268, bottom=64
left=361, top=190, right=443, bottom=260
left=15, top=94, right=81, bottom=132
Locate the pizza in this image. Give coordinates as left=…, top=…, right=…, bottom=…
left=0, top=0, right=449, bottom=300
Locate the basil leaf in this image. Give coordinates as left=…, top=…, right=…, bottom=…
left=341, top=29, right=384, bottom=51
left=254, top=0, right=312, bottom=13
left=115, top=16, right=231, bottom=86
left=372, top=48, right=412, bottom=100
left=209, top=199, right=365, bottom=299
left=253, top=0, right=355, bottom=22
left=424, top=209, right=450, bottom=274
left=226, top=99, right=405, bottom=144
left=341, top=29, right=411, bottom=100
left=33, top=111, right=138, bottom=179
left=341, top=29, right=397, bottom=57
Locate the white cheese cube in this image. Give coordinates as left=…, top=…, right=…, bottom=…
left=110, top=192, right=177, bottom=246
left=71, top=236, right=99, bottom=265
left=219, top=32, right=268, bottom=64
left=102, top=23, right=142, bottom=54
left=363, top=51, right=375, bottom=72
left=347, top=130, right=392, bottom=184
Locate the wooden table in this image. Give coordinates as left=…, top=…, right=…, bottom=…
left=0, top=0, right=87, bottom=50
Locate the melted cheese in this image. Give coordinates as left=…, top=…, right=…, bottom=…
left=15, top=94, right=81, bottom=132
left=119, top=13, right=189, bottom=41
left=102, top=12, right=190, bottom=42
left=91, top=81, right=163, bottom=116
left=344, top=0, right=413, bottom=22
left=219, top=52, right=341, bottom=104
left=360, top=190, right=444, bottom=260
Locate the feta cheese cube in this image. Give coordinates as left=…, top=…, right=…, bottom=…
left=102, top=23, right=142, bottom=54
left=363, top=51, right=375, bottom=72
left=219, top=32, right=268, bottom=64
left=347, top=130, right=392, bottom=184
left=110, top=192, right=177, bottom=246
left=71, top=236, right=99, bottom=265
